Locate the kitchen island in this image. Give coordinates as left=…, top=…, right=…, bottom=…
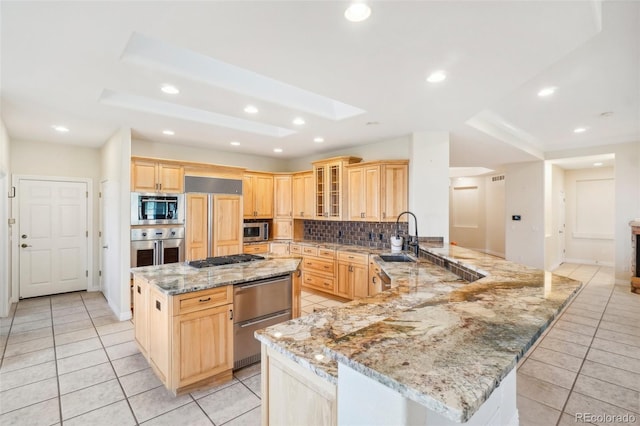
left=130, top=256, right=300, bottom=395
left=255, top=244, right=582, bottom=425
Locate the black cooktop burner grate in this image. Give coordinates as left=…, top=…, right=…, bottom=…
left=188, top=254, right=265, bottom=268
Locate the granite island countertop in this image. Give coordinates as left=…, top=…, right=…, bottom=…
left=130, top=256, right=301, bottom=296
left=255, top=244, right=582, bottom=423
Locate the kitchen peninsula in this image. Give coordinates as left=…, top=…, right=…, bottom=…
left=256, top=244, right=582, bottom=425
left=131, top=256, right=300, bottom=395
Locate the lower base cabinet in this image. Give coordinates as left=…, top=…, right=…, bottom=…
left=262, top=344, right=336, bottom=426
left=135, top=280, right=234, bottom=395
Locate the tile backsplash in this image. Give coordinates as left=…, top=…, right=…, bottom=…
left=303, top=220, right=409, bottom=249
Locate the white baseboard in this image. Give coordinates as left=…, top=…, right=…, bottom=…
left=563, top=258, right=614, bottom=267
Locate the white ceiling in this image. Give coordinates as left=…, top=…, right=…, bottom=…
left=1, top=1, right=638, bottom=170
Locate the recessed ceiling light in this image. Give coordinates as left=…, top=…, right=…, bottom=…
left=344, top=2, right=371, bottom=22
left=273, top=148, right=283, bottom=153
left=162, top=129, right=174, bottom=136
left=160, top=84, right=179, bottom=95
left=426, top=70, right=447, bottom=83
left=52, top=125, right=69, bottom=133
left=230, top=141, right=241, bottom=146
left=244, top=105, right=258, bottom=114
left=573, top=127, right=588, bottom=133
left=313, top=137, right=325, bottom=143
left=593, top=162, right=603, bottom=167
left=537, top=86, right=557, bottom=97
left=292, top=117, right=305, bottom=126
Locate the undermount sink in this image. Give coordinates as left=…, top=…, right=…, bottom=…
left=379, top=254, right=416, bottom=263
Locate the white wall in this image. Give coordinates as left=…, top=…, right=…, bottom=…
left=10, top=140, right=102, bottom=291
left=409, top=132, right=450, bottom=241
left=132, top=139, right=289, bottom=172
left=101, top=129, right=132, bottom=320
left=564, top=167, right=615, bottom=266
left=285, top=136, right=411, bottom=172
left=505, top=161, right=545, bottom=269
left=547, top=142, right=640, bottom=282
left=0, top=119, right=11, bottom=316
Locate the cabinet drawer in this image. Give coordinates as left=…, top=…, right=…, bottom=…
left=176, top=286, right=233, bottom=315
left=290, top=244, right=302, bottom=254
left=317, top=248, right=335, bottom=259
left=301, top=246, right=318, bottom=256
left=337, top=251, right=368, bottom=265
left=302, top=272, right=335, bottom=292
left=243, top=243, right=269, bottom=254
left=303, top=257, right=335, bottom=275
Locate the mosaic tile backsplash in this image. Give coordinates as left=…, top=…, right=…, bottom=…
left=303, top=220, right=410, bottom=250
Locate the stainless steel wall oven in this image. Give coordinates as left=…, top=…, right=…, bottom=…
left=131, top=193, right=185, bottom=226
left=130, top=227, right=185, bottom=267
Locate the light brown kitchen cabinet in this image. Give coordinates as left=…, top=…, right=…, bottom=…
left=212, top=195, right=243, bottom=256
left=368, top=256, right=383, bottom=297
left=337, top=251, right=368, bottom=299
left=295, top=244, right=337, bottom=296
left=131, top=158, right=184, bottom=193
left=262, top=344, right=337, bottom=426
left=273, top=174, right=293, bottom=239
left=135, top=283, right=234, bottom=395
left=269, top=242, right=290, bottom=255
left=243, top=243, right=269, bottom=254
left=312, top=157, right=361, bottom=220
left=345, top=160, right=408, bottom=222
left=243, top=172, right=274, bottom=219
left=133, top=277, right=149, bottom=358
left=186, top=194, right=208, bottom=261
left=292, top=171, right=314, bottom=219
left=185, top=194, right=242, bottom=260
left=346, top=163, right=381, bottom=221
left=381, top=161, right=409, bottom=221
left=292, top=268, right=302, bottom=318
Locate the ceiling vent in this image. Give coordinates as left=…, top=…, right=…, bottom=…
left=491, top=175, right=505, bottom=182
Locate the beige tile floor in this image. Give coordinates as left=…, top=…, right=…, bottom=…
left=0, top=264, right=638, bottom=425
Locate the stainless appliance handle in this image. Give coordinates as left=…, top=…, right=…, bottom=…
left=239, top=311, right=290, bottom=328
left=235, top=277, right=286, bottom=291
left=207, top=195, right=213, bottom=258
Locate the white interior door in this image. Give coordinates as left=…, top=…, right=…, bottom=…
left=100, top=179, right=118, bottom=304
left=19, top=179, right=88, bottom=298
left=558, top=190, right=566, bottom=264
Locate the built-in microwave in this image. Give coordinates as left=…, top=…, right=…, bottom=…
left=131, top=193, right=185, bottom=225
left=243, top=222, right=269, bottom=242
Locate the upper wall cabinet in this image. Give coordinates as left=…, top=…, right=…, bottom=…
left=243, top=172, right=274, bottom=219
left=131, top=158, right=184, bottom=193
left=292, top=171, right=314, bottom=219
left=345, top=160, right=408, bottom=222
left=273, top=174, right=293, bottom=240
left=313, top=157, right=361, bottom=221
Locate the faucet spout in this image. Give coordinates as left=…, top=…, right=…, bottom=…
left=396, top=211, right=420, bottom=256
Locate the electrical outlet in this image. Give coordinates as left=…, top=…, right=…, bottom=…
left=338, top=230, right=343, bottom=238
left=368, top=232, right=374, bottom=240
left=379, top=233, right=384, bottom=240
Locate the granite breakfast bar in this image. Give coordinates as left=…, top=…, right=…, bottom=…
left=256, top=244, right=582, bottom=425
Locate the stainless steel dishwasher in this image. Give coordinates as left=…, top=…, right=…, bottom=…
left=233, top=274, right=291, bottom=369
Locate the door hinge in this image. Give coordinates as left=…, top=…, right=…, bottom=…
left=99, top=192, right=102, bottom=198
left=86, top=270, right=88, bottom=277
left=86, top=191, right=88, bottom=198
left=99, top=270, right=102, bottom=277
left=98, top=231, right=102, bottom=237
left=86, top=231, right=88, bottom=237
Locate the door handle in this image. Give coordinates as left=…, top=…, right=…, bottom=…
left=21, top=243, right=32, bottom=248
left=102, top=245, right=109, bottom=249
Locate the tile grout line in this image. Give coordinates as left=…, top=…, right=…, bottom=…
left=555, top=266, right=616, bottom=426
left=49, top=297, right=64, bottom=426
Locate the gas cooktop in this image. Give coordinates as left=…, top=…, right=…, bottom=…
left=188, top=254, right=265, bottom=269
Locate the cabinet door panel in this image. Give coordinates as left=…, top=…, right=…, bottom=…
left=273, top=218, right=292, bottom=240
left=255, top=175, right=274, bottom=218
left=303, top=173, right=315, bottom=219
left=363, top=166, right=380, bottom=221
left=131, top=160, right=157, bottom=192
left=186, top=194, right=208, bottom=261
left=133, top=278, right=149, bottom=357
left=336, top=262, right=353, bottom=299
left=213, top=195, right=242, bottom=256
left=274, top=175, right=292, bottom=218
left=382, top=164, right=408, bottom=221
left=347, top=167, right=364, bottom=221
left=292, top=175, right=306, bottom=219
left=242, top=175, right=255, bottom=218
left=158, top=164, right=184, bottom=193
left=178, top=304, right=233, bottom=384
left=149, top=289, right=170, bottom=381
left=353, top=264, right=368, bottom=299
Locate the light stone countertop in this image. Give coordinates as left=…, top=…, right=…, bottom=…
left=130, top=256, right=301, bottom=295
left=255, top=243, right=582, bottom=423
